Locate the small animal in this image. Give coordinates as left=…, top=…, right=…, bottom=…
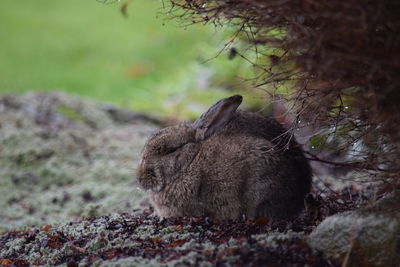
left=136, top=95, right=312, bottom=220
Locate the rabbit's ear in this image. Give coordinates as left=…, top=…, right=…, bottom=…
left=193, top=95, right=242, bottom=140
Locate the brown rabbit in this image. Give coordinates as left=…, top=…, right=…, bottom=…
left=136, top=95, right=312, bottom=220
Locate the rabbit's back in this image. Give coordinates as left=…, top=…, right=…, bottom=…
left=190, top=112, right=312, bottom=219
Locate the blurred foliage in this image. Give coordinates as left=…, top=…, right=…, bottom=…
left=0, top=0, right=267, bottom=120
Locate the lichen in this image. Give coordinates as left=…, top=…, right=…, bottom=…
left=0, top=91, right=157, bottom=232
left=90, top=256, right=162, bottom=267
left=252, top=230, right=306, bottom=248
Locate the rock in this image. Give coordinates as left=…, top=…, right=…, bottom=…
left=308, top=190, right=400, bottom=267
left=101, top=105, right=161, bottom=125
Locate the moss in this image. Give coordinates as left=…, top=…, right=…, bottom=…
left=87, top=235, right=110, bottom=251
left=25, top=252, right=41, bottom=265
left=0, top=238, right=25, bottom=257
left=90, top=257, right=162, bottom=267
left=167, top=251, right=212, bottom=267
left=57, top=105, right=85, bottom=122
left=0, top=91, right=157, bottom=232
left=253, top=230, right=306, bottom=248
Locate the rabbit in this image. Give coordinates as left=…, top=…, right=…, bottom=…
left=136, top=95, right=312, bottom=220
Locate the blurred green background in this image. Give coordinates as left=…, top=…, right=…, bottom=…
left=0, top=0, right=262, bottom=119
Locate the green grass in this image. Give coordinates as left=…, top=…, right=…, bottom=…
left=0, top=0, right=259, bottom=119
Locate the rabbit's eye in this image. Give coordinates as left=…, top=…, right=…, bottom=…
left=165, top=147, right=178, bottom=155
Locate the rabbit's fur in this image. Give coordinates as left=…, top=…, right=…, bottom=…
left=136, top=95, right=312, bottom=220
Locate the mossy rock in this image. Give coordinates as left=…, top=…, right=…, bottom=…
left=308, top=190, right=400, bottom=267
left=0, top=91, right=158, bottom=232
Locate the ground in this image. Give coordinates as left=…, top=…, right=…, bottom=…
left=0, top=92, right=375, bottom=266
